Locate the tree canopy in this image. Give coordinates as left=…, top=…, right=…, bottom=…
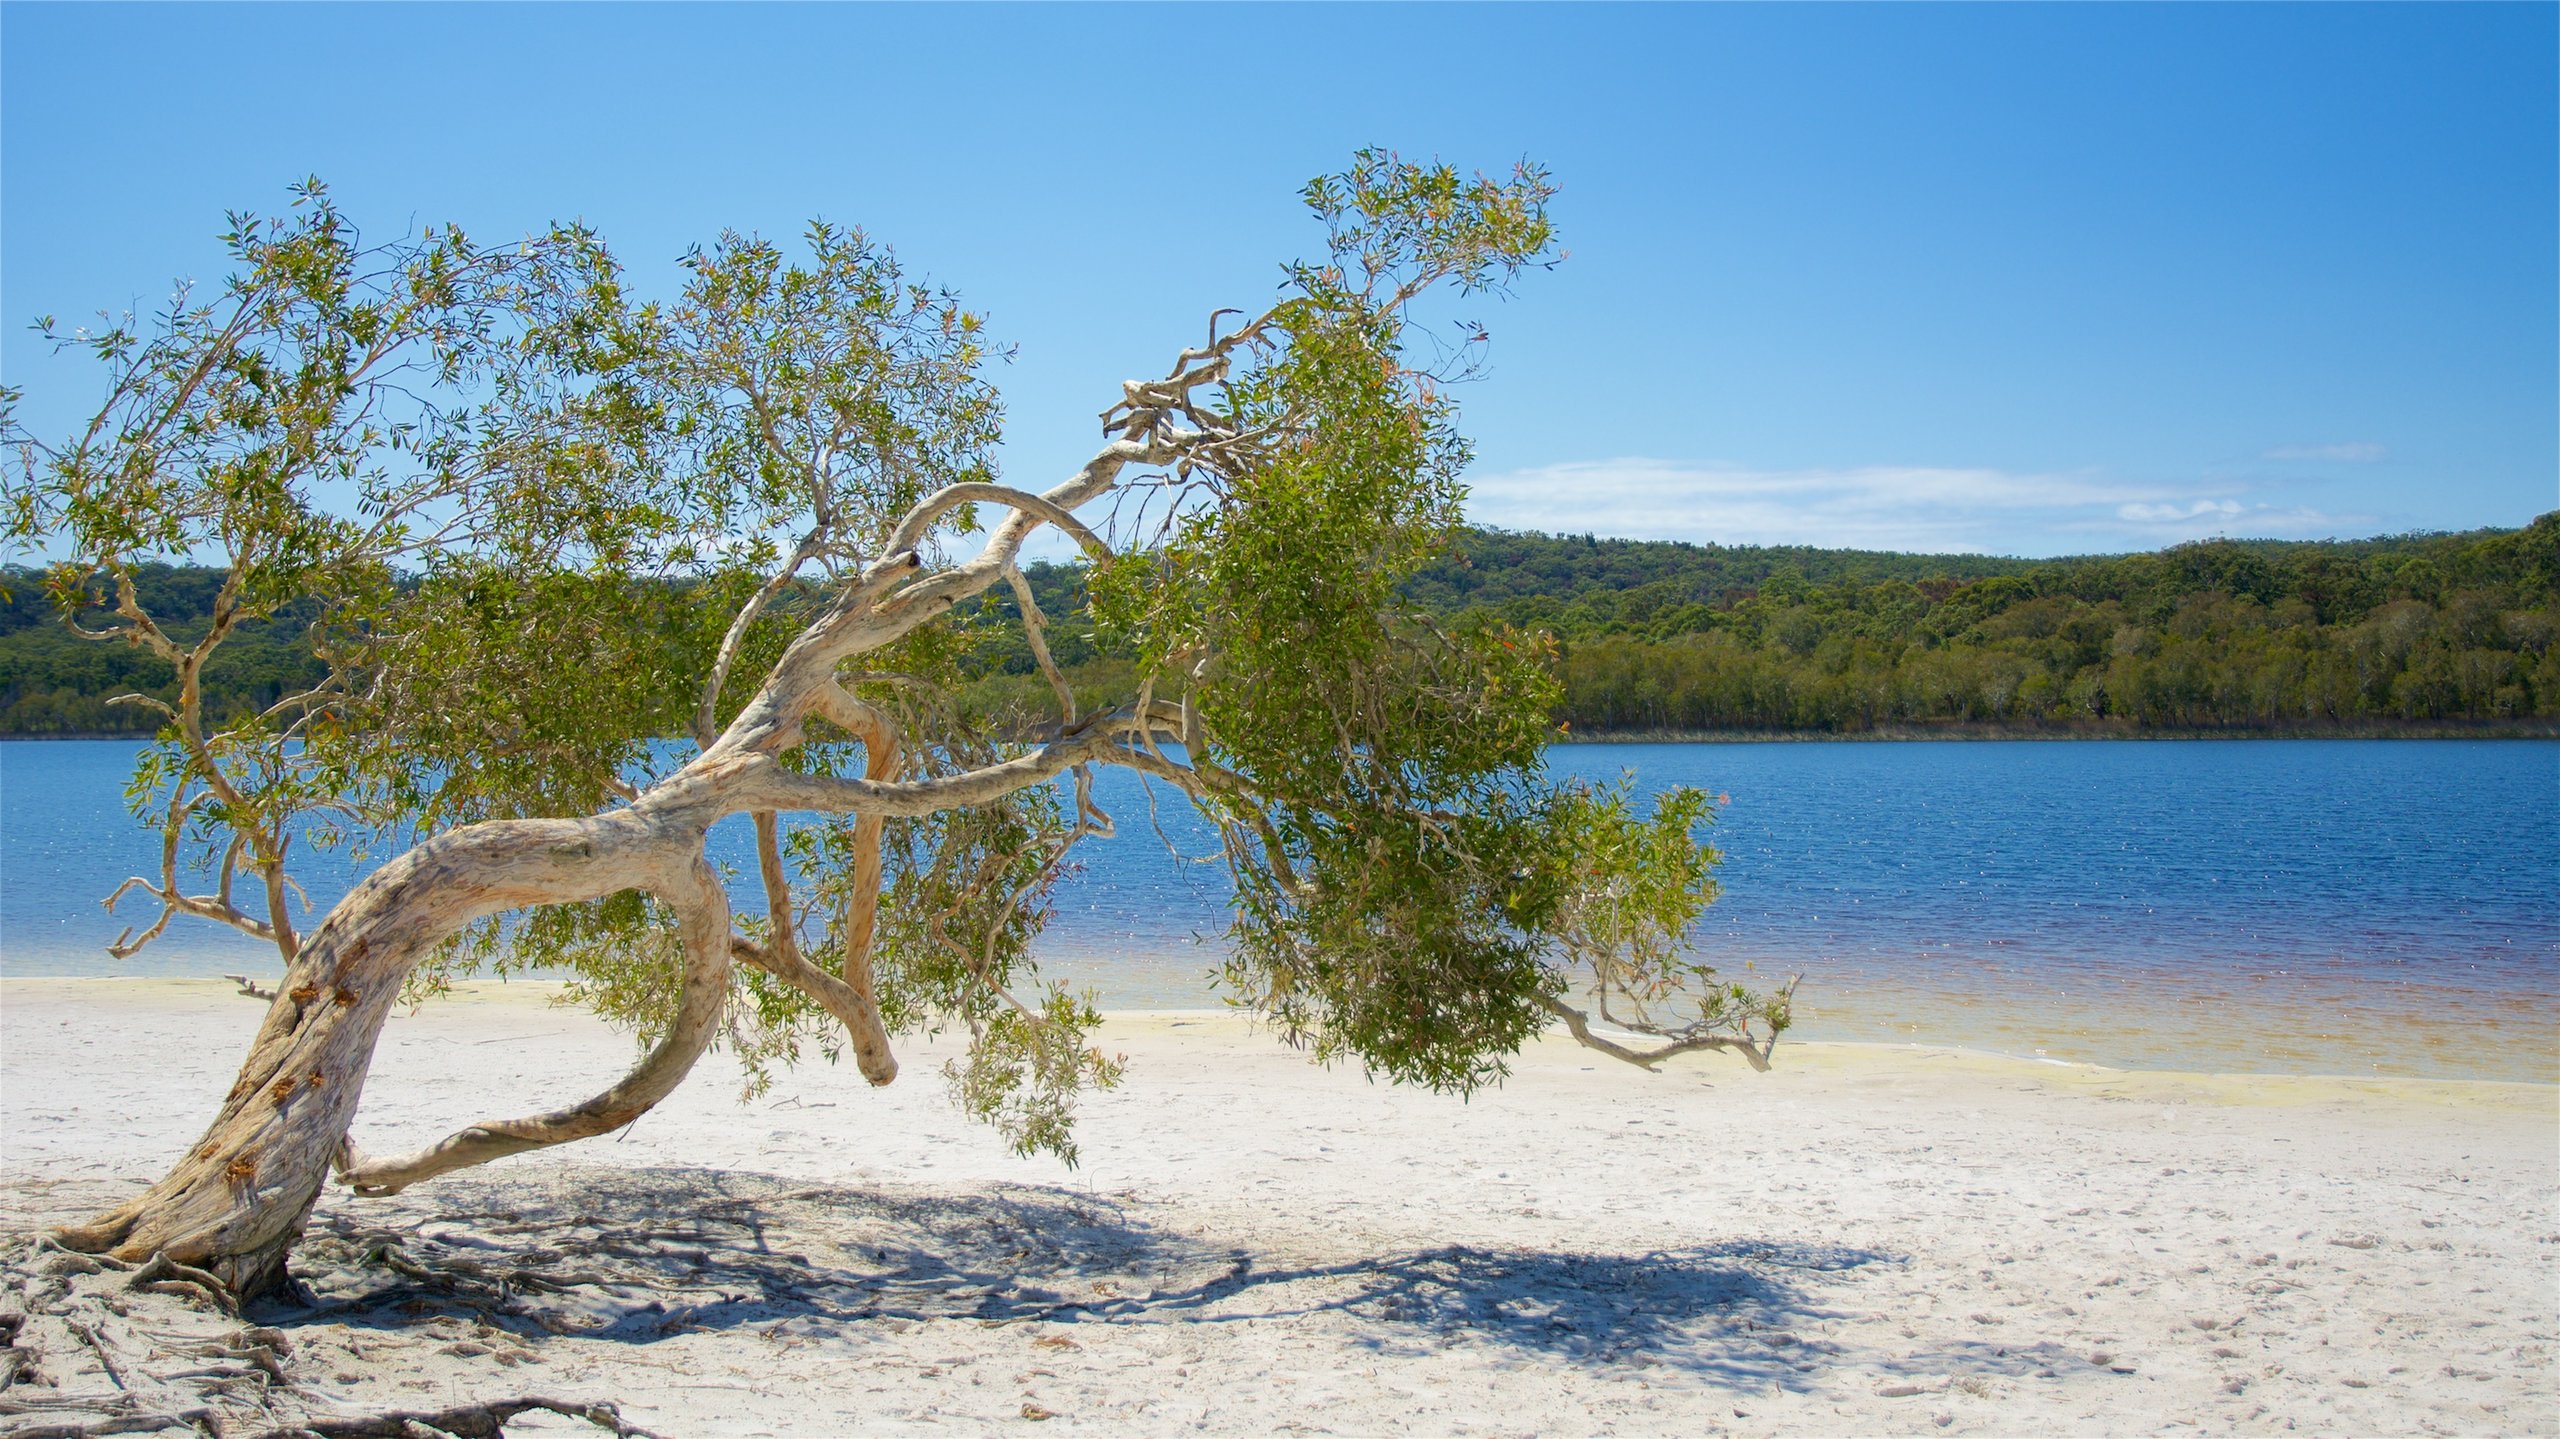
left=2, top=156, right=1784, bottom=1299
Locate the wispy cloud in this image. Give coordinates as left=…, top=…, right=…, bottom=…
left=1463, top=457, right=2378, bottom=556
left=2099, top=504, right=2376, bottom=545
left=2116, top=499, right=2243, bottom=523
left=2262, top=441, right=2385, bottom=463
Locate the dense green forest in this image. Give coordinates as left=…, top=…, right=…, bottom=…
left=0, top=570, right=334, bottom=736
left=8, top=513, right=2556, bottom=738
left=1445, top=517, right=2560, bottom=733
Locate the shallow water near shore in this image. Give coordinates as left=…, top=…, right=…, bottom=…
left=4, top=738, right=2553, bottom=1081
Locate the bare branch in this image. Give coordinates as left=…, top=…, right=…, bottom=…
left=108, top=570, right=185, bottom=664
left=1533, top=992, right=1779, bottom=1074
left=726, top=714, right=1121, bottom=817
left=694, top=525, right=830, bottom=747
left=1097, top=308, right=1272, bottom=433
left=257, top=833, right=299, bottom=964
left=1005, top=564, right=1077, bottom=725
left=706, top=433, right=1184, bottom=763
left=294, top=1397, right=667, bottom=1439
left=750, top=811, right=801, bottom=969
left=882, top=481, right=1111, bottom=564
left=728, top=932, right=898, bottom=1088
left=104, top=790, right=283, bottom=957
left=798, top=683, right=903, bottom=1085
left=336, top=851, right=735, bottom=1195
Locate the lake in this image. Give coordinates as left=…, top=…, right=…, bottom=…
left=3, top=738, right=2553, bottom=1081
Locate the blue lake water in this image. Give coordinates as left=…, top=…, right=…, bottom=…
left=3, top=739, right=2553, bottom=1080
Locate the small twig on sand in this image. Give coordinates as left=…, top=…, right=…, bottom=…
left=288, top=1397, right=667, bottom=1438
left=0, top=1403, right=222, bottom=1438
left=64, top=1320, right=126, bottom=1390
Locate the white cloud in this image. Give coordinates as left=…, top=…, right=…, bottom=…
left=2262, top=442, right=2385, bottom=463
left=1463, top=457, right=2378, bottom=555
left=2098, top=503, right=2377, bottom=545
left=2116, top=499, right=2243, bottom=523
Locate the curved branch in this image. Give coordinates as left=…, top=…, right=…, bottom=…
left=881, top=481, right=1111, bottom=565
left=862, top=432, right=1184, bottom=623
left=726, top=724, right=1126, bottom=818
left=107, top=884, right=279, bottom=957
left=257, top=830, right=300, bottom=964
left=336, top=851, right=735, bottom=1195
left=785, top=681, right=909, bottom=1084
left=105, top=691, right=178, bottom=721
left=750, top=812, right=801, bottom=976
left=830, top=698, right=902, bottom=1085
left=110, top=554, right=302, bottom=963
left=694, top=526, right=828, bottom=746
left=105, top=792, right=282, bottom=957
left=712, top=426, right=1191, bottom=763
left=1533, top=993, right=1776, bottom=1074
left=1005, top=564, right=1077, bottom=725
left=1097, top=308, right=1273, bottom=432
left=721, top=675, right=901, bottom=1080
left=108, top=569, right=187, bottom=664
left=735, top=749, right=897, bottom=1085
left=728, top=930, right=898, bottom=1088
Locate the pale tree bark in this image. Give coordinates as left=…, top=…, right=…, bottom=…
left=51, top=270, right=1754, bottom=1302
left=56, top=808, right=719, bottom=1297
left=52, top=722, right=1133, bottom=1296
left=51, top=325, right=1255, bottom=1299
left=725, top=686, right=903, bottom=1087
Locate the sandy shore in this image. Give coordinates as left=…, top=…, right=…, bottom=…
left=2, top=977, right=2553, bottom=1436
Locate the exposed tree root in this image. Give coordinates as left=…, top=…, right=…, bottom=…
left=0, top=1235, right=661, bottom=1439
left=126, top=1255, right=239, bottom=1316
left=0, top=1403, right=220, bottom=1438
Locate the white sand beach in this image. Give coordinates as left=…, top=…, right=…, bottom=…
left=3, top=977, right=2553, bottom=1437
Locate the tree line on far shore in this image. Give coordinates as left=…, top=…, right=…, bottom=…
left=1492, top=515, right=2560, bottom=733
left=976, top=515, right=2560, bottom=734
left=0, top=568, right=333, bottom=736
left=8, top=513, right=2556, bottom=738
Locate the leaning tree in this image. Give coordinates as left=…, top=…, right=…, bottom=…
left=2, top=155, right=1790, bottom=1302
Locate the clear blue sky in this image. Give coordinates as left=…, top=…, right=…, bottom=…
left=5, top=3, right=2553, bottom=559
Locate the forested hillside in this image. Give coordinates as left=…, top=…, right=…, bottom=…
left=8, top=514, right=2555, bottom=737
left=0, top=569, right=331, bottom=736
left=1440, top=518, right=2560, bottom=732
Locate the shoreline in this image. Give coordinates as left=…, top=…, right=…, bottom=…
left=1555, top=719, right=2560, bottom=743
left=10, top=967, right=2549, bottom=1423
left=10, top=721, right=2559, bottom=743
left=8, top=974, right=2558, bottom=1098
left=12, top=966, right=2552, bottom=1087
left=5, top=976, right=2553, bottom=1436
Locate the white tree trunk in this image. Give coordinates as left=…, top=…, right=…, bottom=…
left=56, top=808, right=724, bottom=1298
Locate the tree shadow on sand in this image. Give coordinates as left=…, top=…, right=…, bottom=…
left=255, top=1165, right=2070, bottom=1391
